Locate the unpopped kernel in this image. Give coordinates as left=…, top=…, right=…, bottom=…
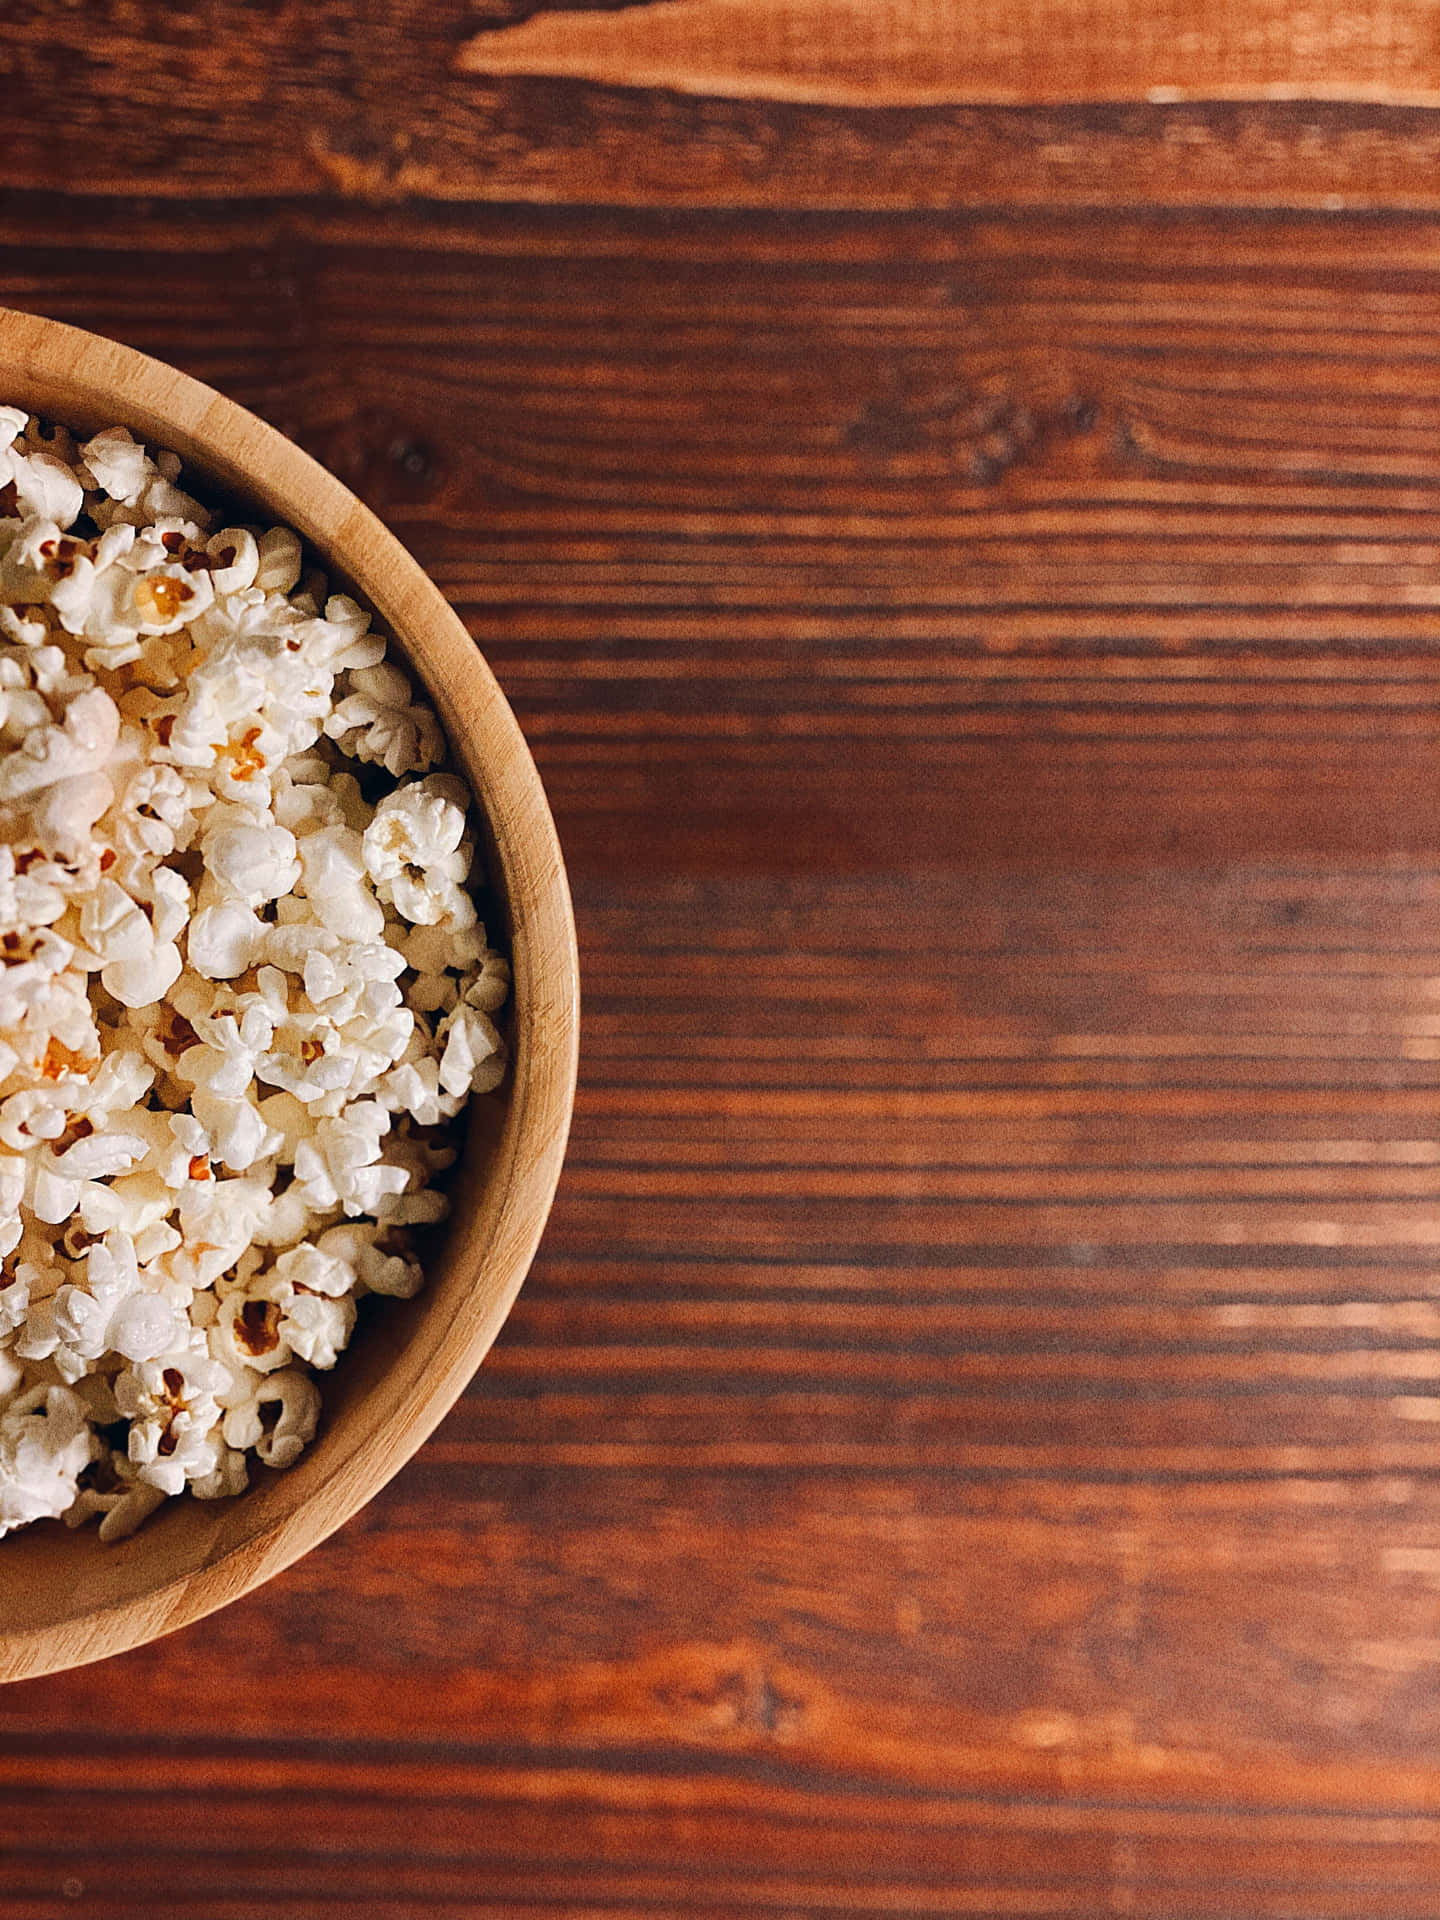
left=0, top=410, right=509, bottom=1540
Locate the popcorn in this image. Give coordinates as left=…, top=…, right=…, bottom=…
left=361, top=775, right=470, bottom=924
left=51, top=1231, right=189, bottom=1367
left=111, top=762, right=205, bottom=864
left=49, top=1126, right=151, bottom=1182
left=0, top=685, right=120, bottom=803
left=325, top=661, right=443, bottom=777
left=222, top=1367, right=320, bottom=1469
left=81, top=427, right=154, bottom=507
left=211, top=1286, right=294, bottom=1375
left=318, top=1221, right=423, bottom=1299
left=187, top=899, right=264, bottom=980
left=65, top=1470, right=168, bottom=1543
left=202, top=816, right=300, bottom=906
left=0, top=410, right=510, bottom=1543
left=293, top=1102, right=407, bottom=1216
left=0, top=1384, right=95, bottom=1538
left=189, top=1085, right=281, bottom=1173
left=101, top=936, right=183, bottom=1011
left=271, top=1240, right=355, bottom=1297
left=0, top=1088, right=66, bottom=1151
left=202, top=529, right=259, bottom=596
left=437, top=1003, right=505, bottom=1099
left=0, top=1263, right=32, bottom=1338
left=254, top=526, right=302, bottom=595
left=78, top=877, right=153, bottom=965
left=277, top=1286, right=355, bottom=1370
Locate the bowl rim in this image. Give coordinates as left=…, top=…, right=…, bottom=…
left=0, top=307, right=580, bottom=1680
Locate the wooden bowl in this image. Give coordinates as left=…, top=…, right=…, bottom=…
left=0, top=309, right=580, bottom=1680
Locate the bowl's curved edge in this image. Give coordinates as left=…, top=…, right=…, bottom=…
left=0, top=308, right=581, bottom=1680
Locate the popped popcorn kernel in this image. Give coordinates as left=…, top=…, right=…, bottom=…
left=0, top=411, right=510, bottom=1541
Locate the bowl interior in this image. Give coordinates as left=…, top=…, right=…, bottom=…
left=0, top=310, right=578, bottom=1679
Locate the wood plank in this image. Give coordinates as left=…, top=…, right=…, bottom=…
left=13, top=3, right=1440, bottom=209
left=8, top=188, right=1440, bottom=1911
left=456, top=0, right=1440, bottom=109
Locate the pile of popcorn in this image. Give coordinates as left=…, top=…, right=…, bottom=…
left=0, top=407, right=509, bottom=1541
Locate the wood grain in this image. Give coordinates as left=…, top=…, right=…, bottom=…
left=6, top=182, right=1440, bottom=1906
left=13, top=0, right=1440, bottom=1908
left=456, top=0, right=1440, bottom=107
left=11, top=4, right=1440, bottom=210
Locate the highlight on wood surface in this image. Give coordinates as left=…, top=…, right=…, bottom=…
left=0, top=309, right=580, bottom=1685
left=456, top=0, right=1440, bottom=107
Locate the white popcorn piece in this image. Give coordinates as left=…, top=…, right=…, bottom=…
left=0, top=405, right=30, bottom=454
left=81, top=427, right=152, bottom=506
left=0, top=683, right=120, bottom=803
left=52, top=1233, right=188, bottom=1368
left=0, top=1261, right=32, bottom=1339
left=172, top=1175, right=273, bottom=1290
left=437, top=1003, right=506, bottom=1098
left=145, top=866, right=192, bottom=947
left=114, top=1331, right=235, bottom=1495
left=210, top=1286, right=293, bottom=1375
left=0, top=1089, right=67, bottom=1152
left=377, top=1057, right=458, bottom=1127
left=29, top=1164, right=82, bottom=1226
left=361, top=775, right=469, bottom=923
left=246, top=1185, right=316, bottom=1252
left=31, top=770, right=114, bottom=858
left=102, top=937, right=183, bottom=1011
left=190, top=1442, right=249, bottom=1501
left=270, top=1241, right=355, bottom=1298
left=221, top=1367, right=320, bottom=1468
left=111, top=761, right=203, bottom=863
left=190, top=1005, right=273, bottom=1098
left=204, top=528, right=259, bottom=594
left=318, top=1222, right=423, bottom=1299
left=203, top=817, right=300, bottom=906
left=83, top=1045, right=155, bottom=1118
left=156, top=1112, right=214, bottom=1191
left=308, top=595, right=386, bottom=674
left=325, top=661, right=443, bottom=777
left=305, top=877, right=385, bottom=941
left=187, top=899, right=264, bottom=980
left=277, top=1286, right=355, bottom=1370
left=133, top=1220, right=182, bottom=1265
left=78, top=877, right=153, bottom=965
left=254, top=526, right=302, bottom=595
left=292, top=1102, right=406, bottom=1217
left=189, top=1085, right=282, bottom=1174
left=0, top=1384, right=96, bottom=1539
left=49, top=1126, right=151, bottom=1182
left=5, top=449, right=84, bottom=530
left=65, top=1470, right=170, bottom=1542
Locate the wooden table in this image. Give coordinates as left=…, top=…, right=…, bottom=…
left=11, top=3, right=1440, bottom=1911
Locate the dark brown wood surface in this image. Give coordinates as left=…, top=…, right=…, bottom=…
left=13, top=4, right=1440, bottom=1913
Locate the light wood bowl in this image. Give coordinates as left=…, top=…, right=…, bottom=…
left=0, top=309, right=580, bottom=1681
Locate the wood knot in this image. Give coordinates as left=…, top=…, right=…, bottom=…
left=654, top=1646, right=807, bottom=1741
left=846, top=363, right=1102, bottom=483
